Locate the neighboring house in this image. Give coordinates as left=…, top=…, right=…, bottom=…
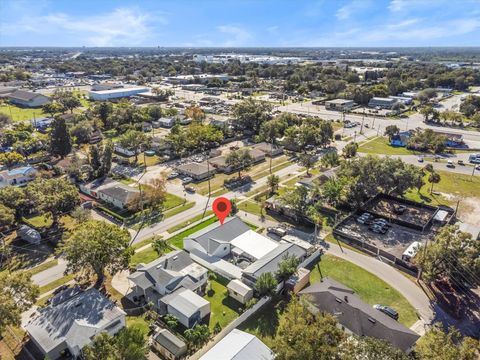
left=0, top=166, right=37, bottom=188
left=209, top=118, right=232, bottom=129
left=390, top=131, right=411, bottom=147
left=0, top=86, right=17, bottom=97
left=184, top=217, right=306, bottom=286
left=208, top=149, right=264, bottom=174
left=154, top=117, right=177, bottom=128
left=199, top=329, right=274, bottom=360
left=368, top=97, right=398, bottom=109
left=433, top=131, right=464, bottom=147
left=24, top=288, right=126, bottom=360
left=389, top=96, right=413, bottom=105
left=8, top=90, right=50, bottom=108
left=128, top=250, right=208, bottom=310
left=176, top=162, right=214, bottom=181
left=79, top=178, right=117, bottom=198
left=249, top=148, right=266, bottom=163
left=152, top=329, right=187, bottom=360
left=299, top=278, right=420, bottom=353
left=325, top=99, right=354, bottom=111
left=159, top=288, right=210, bottom=328
left=227, top=279, right=253, bottom=304
left=97, top=184, right=140, bottom=209
left=252, top=142, right=284, bottom=157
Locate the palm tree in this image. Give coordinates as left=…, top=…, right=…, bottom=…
left=307, top=206, right=324, bottom=242
left=267, top=174, right=280, bottom=195
left=152, top=237, right=168, bottom=255
left=428, top=172, right=441, bottom=194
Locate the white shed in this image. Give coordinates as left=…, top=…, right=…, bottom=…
left=227, top=279, right=253, bottom=304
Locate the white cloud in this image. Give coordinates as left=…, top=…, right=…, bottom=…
left=217, top=25, right=252, bottom=46
left=336, top=0, right=371, bottom=20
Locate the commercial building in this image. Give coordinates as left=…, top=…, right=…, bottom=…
left=325, top=99, right=355, bottom=111
left=88, top=86, right=149, bottom=101
left=8, top=89, right=50, bottom=107
left=368, top=97, right=398, bottom=109
left=176, top=162, right=215, bottom=181
left=24, top=288, right=126, bottom=360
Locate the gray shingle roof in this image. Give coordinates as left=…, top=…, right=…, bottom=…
left=9, top=89, right=47, bottom=102
left=299, top=278, right=420, bottom=352
left=153, top=329, right=186, bottom=356
left=186, top=217, right=250, bottom=254
left=98, top=184, right=139, bottom=204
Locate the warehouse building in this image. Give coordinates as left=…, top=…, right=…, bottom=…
left=88, top=86, right=149, bottom=101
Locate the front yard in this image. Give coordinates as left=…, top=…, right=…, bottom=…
left=358, top=136, right=417, bottom=156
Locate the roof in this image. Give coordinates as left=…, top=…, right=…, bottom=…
left=243, top=243, right=306, bottom=278
left=24, top=288, right=125, bottom=354
left=433, top=209, right=449, bottom=222
left=199, top=329, right=274, bottom=360
left=187, top=217, right=251, bottom=254
left=88, top=86, right=149, bottom=95
left=326, top=98, right=354, bottom=104
left=299, top=278, right=419, bottom=352
left=227, top=279, right=253, bottom=296
left=6, top=166, right=35, bottom=176
left=252, top=142, right=283, bottom=154
left=231, top=230, right=279, bottom=260
left=162, top=288, right=209, bottom=318
left=9, top=89, right=47, bottom=102
left=176, top=162, right=211, bottom=176
left=128, top=250, right=205, bottom=291
left=153, top=329, right=186, bottom=355
left=97, top=184, right=139, bottom=204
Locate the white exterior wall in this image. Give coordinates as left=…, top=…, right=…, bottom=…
left=97, top=192, right=126, bottom=208
left=228, top=288, right=253, bottom=304
left=89, top=88, right=149, bottom=100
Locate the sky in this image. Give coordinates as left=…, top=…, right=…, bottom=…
left=1, top=0, right=480, bottom=47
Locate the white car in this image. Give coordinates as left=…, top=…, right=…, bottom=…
left=182, top=177, right=193, bottom=184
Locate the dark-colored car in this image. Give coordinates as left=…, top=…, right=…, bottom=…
left=373, top=304, right=399, bottom=320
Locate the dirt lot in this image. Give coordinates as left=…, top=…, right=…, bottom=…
left=367, top=198, right=435, bottom=227
left=337, top=217, right=432, bottom=258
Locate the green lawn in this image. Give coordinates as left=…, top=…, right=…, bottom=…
left=358, top=137, right=417, bottom=156
left=167, top=211, right=214, bottom=233
left=126, top=314, right=151, bottom=335
left=163, top=201, right=196, bottom=218
left=311, top=255, right=418, bottom=326
left=167, top=216, right=218, bottom=248
left=204, top=278, right=242, bottom=330
left=129, top=246, right=171, bottom=267
left=164, top=193, right=184, bottom=210
left=240, top=255, right=418, bottom=347
left=22, top=213, right=53, bottom=229
left=0, top=104, right=47, bottom=122
left=39, top=274, right=75, bottom=295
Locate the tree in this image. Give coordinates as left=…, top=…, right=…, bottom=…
left=0, top=272, right=39, bottom=335
left=89, top=144, right=102, bottom=177
left=83, top=326, right=148, bottom=360
left=279, top=185, right=309, bottom=219
left=276, top=254, right=300, bottom=282
left=307, top=205, right=324, bottom=241
left=255, top=272, right=278, bottom=297
left=152, top=237, right=168, bottom=256
left=0, top=204, right=15, bottom=229
left=225, top=149, right=253, bottom=179
left=0, top=186, right=27, bottom=217
left=0, top=151, right=24, bottom=169
left=50, top=117, right=72, bottom=158
left=415, top=324, right=480, bottom=360
left=260, top=119, right=285, bottom=172
left=321, top=151, right=339, bottom=168
left=384, top=125, right=400, bottom=140
left=274, top=296, right=344, bottom=360
left=100, top=141, right=114, bottom=177
left=164, top=314, right=179, bottom=330
left=26, top=178, right=80, bottom=225
left=70, top=120, right=93, bottom=144
left=342, top=142, right=358, bottom=158
left=42, top=102, right=64, bottom=117
left=420, top=105, right=438, bottom=122
left=415, top=225, right=480, bottom=286
left=94, top=102, right=113, bottom=126
left=184, top=324, right=211, bottom=350
left=232, top=98, right=272, bottom=134
left=185, top=105, right=206, bottom=122
left=341, top=336, right=409, bottom=360
left=298, top=153, right=316, bottom=176
left=0, top=113, right=11, bottom=127
left=118, top=130, right=148, bottom=163
left=58, top=220, right=133, bottom=287
left=70, top=206, right=91, bottom=223
left=267, top=174, right=280, bottom=195
left=427, top=171, right=441, bottom=194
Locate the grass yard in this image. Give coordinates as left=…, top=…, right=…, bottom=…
left=167, top=211, right=214, bottom=233
left=311, top=255, right=418, bottom=326
left=164, top=193, right=184, bottom=210
left=204, top=278, right=242, bottom=330
left=168, top=216, right=218, bottom=248
left=163, top=201, right=195, bottom=218
left=358, top=137, right=417, bottom=156
left=39, top=274, right=75, bottom=295
left=129, top=245, right=171, bottom=267
left=0, top=104, right=47, bottom=122
left=126, top=314, right=151, bottom=335
left=22, top=213, right=53, bottom=229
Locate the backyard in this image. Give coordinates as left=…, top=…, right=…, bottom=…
left=0, top=103, right=47, bottom=122
left=204, top=277, right=242, bottom=330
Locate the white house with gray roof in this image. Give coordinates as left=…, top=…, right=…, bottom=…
left=8, top=89, right=50, bottom=107
left=128, top=250, right=208, bottom=315
left=24, top=288, right=125, bottom=360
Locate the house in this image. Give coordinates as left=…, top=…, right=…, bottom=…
left=252, top=142, right=284, bottom=157
left=299, top=278, right=420, bottom=353
left=249, top=148, right=267, bottom=163
left=368, top=97, right=398, bottom=109
left=184, top=217, right=307, bottom=286
left=176, top=162, right=214, bottom=181
left=152, top=329, right=187, bottom=360
left=88, top=86, right=149, bottom=101
left=199, top=329, right=274, bottom=360
left=325, top=99, right=355, bottom=111
left=402, top=92, right=418, bottom=99
left=8, top=90, right=50, bottom=108
left=155, top=117, right=176, bottom=128
left=390, top=131, right=411, bottom=147
left=128, top=250, right=208, bottom=309
left=389, top=96, right=413, bottom=105
left=0, top=166, right=37, bottom=188
left=433, top=131, right=464, bottom=147
left=227, top=279, right=254, bottom=304
left=97, top=183, right=140, bottom=209
left=285, top=267, right=310, bottom=294
left=160, top=288, right=211, bottom=328
left=79, top=178, right=117, bottom=198
left=24, top=288, right=126, bottom=360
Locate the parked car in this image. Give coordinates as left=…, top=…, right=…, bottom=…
left=167, top=172, right=179, bottom=180
left=417, top=157, right=424, bottom=163
left=357, top=213, right=372, bottom=224
left=457, top=160, right=464, bottom=165
left=182, top=177, right=193, bottom=185
left=373, top=304, right=399, bottom=320
left=394, top=205, right=407, bottom=214
left=446, top=160, right=455, bottom=168
left=267, top=227, right=288, bottom=237
left=185, top=186, right=196, bottom=193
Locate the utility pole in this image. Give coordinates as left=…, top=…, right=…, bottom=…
left=360, top=108, right=365, bottom=134
left=472, top=163, right=477, bottom=178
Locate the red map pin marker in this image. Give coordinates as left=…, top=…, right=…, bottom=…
left=212, top=197, right=231, bottom=225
